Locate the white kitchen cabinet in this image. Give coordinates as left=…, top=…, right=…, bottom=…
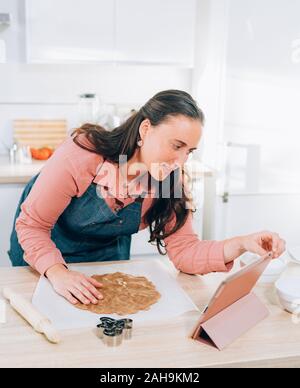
left=215, top=193, right=300, bottom=246
left=130, top=210, right=203, bottom=257
left=26, top=0, right=115, bottom=63
left=115, top=0, right=196, bottom=66
left=25, top=0, right=196, bottom=66
left=0, top=184, right=24, bottom=267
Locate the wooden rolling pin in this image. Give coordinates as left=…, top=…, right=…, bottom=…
left=2, top=287, right=60, bottom=344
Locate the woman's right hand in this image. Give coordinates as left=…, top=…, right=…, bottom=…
left=45, top=264, right=103, bottom=305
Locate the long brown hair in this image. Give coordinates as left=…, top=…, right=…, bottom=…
left=72, top=90, right=205, bottom=254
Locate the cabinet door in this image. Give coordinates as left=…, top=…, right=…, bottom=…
left=115, top=0, right=196, bottom=66
left=0, top=184, right=25, bottom=267
left=26, top=0, right=115, bottom=63
left=131, top=228, right=160, bottom=257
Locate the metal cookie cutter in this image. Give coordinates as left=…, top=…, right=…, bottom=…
left=121, top=318, right=133, bottom=340
left=102, top=327, right=123, bottom=347
left=97, top=318, right=115, bottom=338
left=96, top=323, right=106, bottom=339
left=99, top=316, right=116, bottom=325
left=113, top=318, right=133, bottom=340
left=97, top=316, right=133, bottom=346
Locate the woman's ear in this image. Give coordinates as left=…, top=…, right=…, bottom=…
left=139, top=119, right=151, bottom=141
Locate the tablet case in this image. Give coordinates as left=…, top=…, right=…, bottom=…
left=191, top=292, right=268, bottom=350
left=191, top=255, right=272, bottom=350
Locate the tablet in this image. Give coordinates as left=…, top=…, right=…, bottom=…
left=197, top=252, right=273, bottom=325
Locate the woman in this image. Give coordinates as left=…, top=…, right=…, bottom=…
left=8, top=90, right=286, bottom=306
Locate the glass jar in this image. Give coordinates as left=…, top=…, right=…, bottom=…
left=78, top=93, right=100, bottom=126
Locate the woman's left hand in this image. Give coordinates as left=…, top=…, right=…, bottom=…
left=224, top=230, right=286, bottom=263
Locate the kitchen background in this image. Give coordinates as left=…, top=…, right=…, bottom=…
left=0, top=0, right=299, bottom=267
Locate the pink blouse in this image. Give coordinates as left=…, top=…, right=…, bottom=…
left=15, top=134, right=233, bottom=276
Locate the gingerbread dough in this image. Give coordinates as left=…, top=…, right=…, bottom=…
left=74, top=272, right=161, bottom=315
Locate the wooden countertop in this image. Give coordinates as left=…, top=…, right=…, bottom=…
left=1, top=257, right=300, bottom=368
left=0, top=156, right=215, bottom=184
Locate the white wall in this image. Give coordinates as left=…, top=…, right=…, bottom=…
left=223, top=73, right=300, bottom=194
left=227, top=0, right=300, bottom=79
left=220, top=0, right=300, bottom=195
left=0, top=63, right=191, bottom=153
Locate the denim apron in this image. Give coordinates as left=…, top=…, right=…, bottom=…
left=8, top=161, right=144, bottom=267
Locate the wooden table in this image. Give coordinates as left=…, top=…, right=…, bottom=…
left=1, top=257, right=300, bottom=368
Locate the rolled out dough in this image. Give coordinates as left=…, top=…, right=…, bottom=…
left=74, top=272, right=161, bottom=315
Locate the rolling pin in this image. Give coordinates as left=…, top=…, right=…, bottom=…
left=2, top=287, right=60, bottom=344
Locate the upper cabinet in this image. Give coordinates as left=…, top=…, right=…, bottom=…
left=26, top=0, right=115, bottom=63
left=114, top=0, right=196, bottom=66
left=25, top=0, right=196, bottom=66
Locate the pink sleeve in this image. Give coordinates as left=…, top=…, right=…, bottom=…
left=15, top=137, right=102, bottom=276
left=163, top=212, right=234, bottom=275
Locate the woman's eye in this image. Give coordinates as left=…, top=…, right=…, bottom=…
left=172, top=144, right=181, bottom=150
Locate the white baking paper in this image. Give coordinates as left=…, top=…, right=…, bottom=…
left=32, top=259, right=199, bottom=330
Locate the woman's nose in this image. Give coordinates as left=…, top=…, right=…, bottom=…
left=174, top=153, right=189, bottom=168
